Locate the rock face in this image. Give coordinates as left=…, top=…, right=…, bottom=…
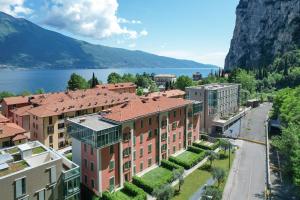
left=225, top=0, right=300, bottom=70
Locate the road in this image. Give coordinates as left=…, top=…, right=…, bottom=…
left=222, top=103, right=272, bottom=200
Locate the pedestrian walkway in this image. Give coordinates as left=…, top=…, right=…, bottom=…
left=189, top=177, right=216, bottom=200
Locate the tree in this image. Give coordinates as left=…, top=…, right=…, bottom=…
left=173, top=169, right=184, bottom=192
left=175, top=75, right=193, bottom=90
left=35, top=88, right=45, bottom=94
left=149, top=81, right=159, bottom=93
left=88, top=73, right=100, bottom=88
left=212, top=167, right=226, bottom=188
left=201, top=186, right=222, bottom=200
left=136, top=87, right=144, bottom=96
left=206, top=150, right=219, bottom=167
left=122, top=73, right=136, bottom=83
left=228, top=68, right=257, bottom=93
left=67, top=73, right=88, bottom=90
left=219, top=139, right=231, bottom=153
left=0, top=91, right=15, bottom=100
left=107, top=72, right=122, bottom=84
left=136, top=74, right=151, bottom=88
left=152, top=184, right=174, bottom=200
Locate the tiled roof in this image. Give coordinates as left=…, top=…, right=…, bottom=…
left=0, top=114, right=9, bottom=123
left=96, top=82, right=136, bottom=90
left=3, top=96, right=29, bottom=105
left=11, top=105, right=33, bottom=117
left=12, top=134, right=27, bottom=141
left=105, top=96, right=192, bottom=122
left=145, top=89, right=185, bottom=98
left=0, top=123, right=26, bottom=139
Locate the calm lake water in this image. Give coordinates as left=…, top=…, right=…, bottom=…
left=0, top=67, right=217, bottom=93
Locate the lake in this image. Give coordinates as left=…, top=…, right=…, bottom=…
left=0, top=67, right=218, bottom=93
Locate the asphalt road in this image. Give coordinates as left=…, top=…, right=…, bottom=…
left=222, top=103, right=272, bottom=200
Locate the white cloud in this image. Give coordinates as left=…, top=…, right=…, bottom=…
left=139, top=29, right=148, bottom=36
left=0, top=0, right=32, bottom=17
left=128, top=43, right=136, bottom=48
left=43, top=0, right=145, bottom=40
left=155, top=50, right=226, bottom=67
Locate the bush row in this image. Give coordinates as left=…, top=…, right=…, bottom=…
left=187, top=145, right=206, bottom=154
left=169, top=151, right=206, bottom=170
left=192, top=140, right=220, bottom=151
left=160, top=159, right=184, bottom=174
left=101, top=182, right=147, bottom=200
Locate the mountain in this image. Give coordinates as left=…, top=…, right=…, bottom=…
left=225, top=0, right=300, bottom=70
left=0, top=12, right=217, bottom=69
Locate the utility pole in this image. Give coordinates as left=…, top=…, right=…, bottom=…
left=229, top=142, right=231, bottom=169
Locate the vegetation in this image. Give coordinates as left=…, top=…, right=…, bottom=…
left=88, top=72, right=101, bottom=88
left=193, top=140, right=220, bottom=151
left=152, top=184, right=174, bottom=200
left=201, top=186, right=222, bottom=200
left=32, top=146, right=46, bottom=154
left=169, top=148, right=206, bottom=169
left=206, top=150, right=219, bottom=167
left=175, top=75, right=194, bottom=90
left=0, top=161, right=28, bottom=177
left=67, top=73, right=89, bottom=90
left=212, top=167, right=226, bottom=187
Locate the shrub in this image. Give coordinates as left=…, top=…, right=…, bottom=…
left=161, top=159, right=184, bottom=174
left=101, top=191, right=118, bottom=200
left=188, top=145, right=206, bottom=154
left=132, top=176, right=154, bottom=194
left=123, top=182, right=147, bottom=200
left=193, top=140, right=220, bottom=151
left=169, top=151, right=206, bottom=169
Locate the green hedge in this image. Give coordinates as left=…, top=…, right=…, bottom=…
left=193, top=140, right=220, bottom=151
left=187, top=145, right=206, bottom=154
left=160, top=159, right=184, bottom=174
left=100, top=182, right=146, bottom=200
left=169, top=151, right=206, bottom=170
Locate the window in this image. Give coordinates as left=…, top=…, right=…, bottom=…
left=161, top=133, right=167, bottom=141
left=188, top=132, right=192, bottom=138
left=173, top=111, right=176, bottom=118
left=133, top=165, right=136, bottom=175
left=188, top=123, right=192, bottom=129
left=84, top=159, right=87, bottom=168
left=90, top=162, right=94, bottom=171
left=173, top=146, right=176, bottom=153
left=91, top=179, right=95, bottom=189
left=84, top=144, right=87, bottom=152
left=109, top=160, right=114, bottom=171
left=133, top=150, right=136, bottom=161
left=59, top=132, right=64, bottom=138
left=123, top=147, right=131, bottom=157
left=133, top=136, right=136, bottom=146
left=109, top=177, right=115, bottom=191
left=84, top=175, right=87, bottom=184
left=161, top=120, right=167, bottom=128
left=161, top=144, right=167, bottom=152
left=49, top=166, right=57, bottom=184
left=123, top=133, right=130, bottom=142
left=172, top=122, right=177, bottom=130
left=140, top=148, right=143, bottom=157
left=58, top=123, right=64, bottom=129
left=148, top=130, right=152, bottom=138
left=148, top=158, right=152, bottom=167
left=123, top=161, right=131, bottom=170
left=173, top=133, right=176, bottom=142
left=140, top=162, right=143, bottom=171
left=140, top=134, right=143, bottom=144
left=148, top=144, right=152, bottom=154
left=148, top=117, right=152, bottom=125
left=140, top=120, right=143, bottom=128
left=49, top=117, right=53, bottom=125
left=37, top=189, right=45, bottom=200
left=155, top=129, right=158, bottom=135
left=47, top=126, right=54, bottom=134
left=90, top=147, right=93, bottom=155
left=49, top=135, right=53, bottom=143
left=109, top=145, right=114, bottom=154
left=15, top=177, right=26, bottom=198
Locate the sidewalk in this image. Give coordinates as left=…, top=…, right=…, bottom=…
left=189, top=177, right=216, bottom=200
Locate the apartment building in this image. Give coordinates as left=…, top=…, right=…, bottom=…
left=67, top=96, right=201, bottom=196
left=153, top=74, right=177, bottom=88
left=1, top=83, right=138, bottom=150
left=0, top=141, right=80, bottom=200
left=145, top=89, right=186, bottom=99
left=186, top=83, right=241, bottom=134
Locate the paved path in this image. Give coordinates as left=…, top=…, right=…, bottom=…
left=222, top=103, right=272, bottom=200
left=189, top=177, right=215, bottom=200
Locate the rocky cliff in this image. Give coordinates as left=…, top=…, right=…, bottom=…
left=225, top=0, right=300, bottom=70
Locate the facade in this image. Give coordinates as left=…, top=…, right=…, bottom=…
left=1, top=83, right=138, bottom=150
left=186, top=83, right=241, bottom=134
left=192, top=72, right=202, bottom=81
left=0, top=141, right=80, bottom=200
left=0, top=123, right=28, bottom=148
left=154, top=74, right=177, bottom=89
left=67, top=96, right=201, bottom=196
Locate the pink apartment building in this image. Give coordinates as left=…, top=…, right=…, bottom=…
left=67, top=96, right=202, bottom=196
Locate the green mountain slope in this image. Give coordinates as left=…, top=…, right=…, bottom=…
left=0, top=12, right=217, bottom=69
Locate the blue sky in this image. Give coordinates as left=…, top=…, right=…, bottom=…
left=0, top=0, right=239, bottom=67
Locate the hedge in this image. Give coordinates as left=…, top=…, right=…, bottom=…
left=100, top=182, right=146, bottom=200
left=193, top=140, right=220, bottom=151
left=187, top=145, right=206, bottom=154
left=160, top=159, right=184, bottom=174
left=169, top=151, right=206, bottom=170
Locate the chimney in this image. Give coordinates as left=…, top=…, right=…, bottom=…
left=0, top=128, right=3, bottom=135
left=79, top=118, right=86, bottom=123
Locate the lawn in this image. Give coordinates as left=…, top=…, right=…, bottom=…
left=172, top=150, right=235, bottom=200
left=0, top=161, right=28, bottom=177
left=141, top=167, right=173, bottom=188
left=65, top=153, right=72, bottom=161
left=32, top=146, right=46, bottom=154
left=176, top=151, right=199, bottom=164
left=6, top=147, right=19, bottom=154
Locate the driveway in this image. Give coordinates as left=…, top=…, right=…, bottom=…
left=222, top=103, right=272, bottom=200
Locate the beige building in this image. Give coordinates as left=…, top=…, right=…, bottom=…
left=0, top=141, right=80, bottom=200
left=154, top=74, right=177, bottom=89
left=186, top=83, right=241, bottom=134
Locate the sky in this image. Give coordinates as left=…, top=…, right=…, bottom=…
left=0, top=0, right=239, bottom=67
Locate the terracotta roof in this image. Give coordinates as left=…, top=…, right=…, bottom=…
left=96, top=82, right=136, bottom=90
left=0, top=123, right=26, bottom=139
left=105, top=96, right=192, bottom=122
left=27, top=91, right=138, bottom=117
left=12, top=134, right=27, bottom=141
left=3, top=96, right=29, bottom=105
left=11, top=105, right=33, bottom=117
left=145, top=89, right=186, bottom=98
left=0, top=114, right=9, bottom=123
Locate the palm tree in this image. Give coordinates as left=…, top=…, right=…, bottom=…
left=206, top=150, right=219, bottom=167
left=212, top=167, right=226, bottom=188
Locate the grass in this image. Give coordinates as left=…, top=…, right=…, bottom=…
left=141, top=167, right=173, bottom=188
left=113, top=191, right=133, bottom=199
left=0, top=161, right=28, bottom=177
left=32, top=146, right=46, bottom=154
left=6, top=147, right=19, bottom=154
left=176, top=151, right=200, bottom=163
left=66, top=153, right=72, bottom=161
left=172, top=150, right=235, bottom=200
